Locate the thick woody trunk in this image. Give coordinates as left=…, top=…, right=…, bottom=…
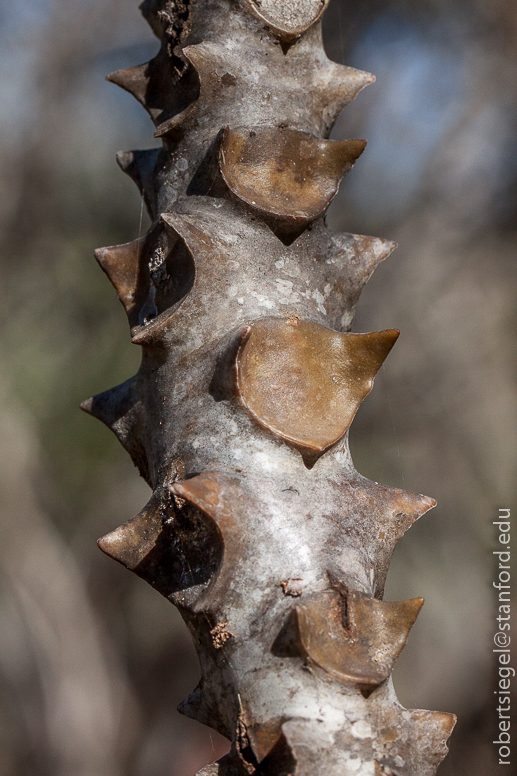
left=82, top=1, right=456, bottom=774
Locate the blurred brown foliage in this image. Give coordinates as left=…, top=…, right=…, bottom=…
left=0, top=0, right=515, bottom=774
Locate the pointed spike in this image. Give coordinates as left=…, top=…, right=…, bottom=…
left=179, top=680, right=233, bottom=740
left=374, top=237, right=398, bottom=260
left=336, top=479, right=436, bottom=599
left=182, top=41, right=371, bottom=139
left=333, top=138, right=368, bottom=166
left=406, top=710, right=457, bottom=770
left=178, top=681, right=232, bottom=741
left=116, top=150, right=138, bottom=173
left=235, top=318, right=399, bottom=465
left=98, top=461, right=231, bottom=604
left=172, top=473, right=223, bottom=518
left=160, top=210, right=214, bottom=257
left=171, top=473, right=253, bottom=612
left=282, top=706, right=454, bottom=776
left=98, top=500, right=162, bottom=569
left=178, top=683, right=207, bottom=723
left=180, top=43, right=242, bottom=113
left=373, top=705, right=456, bottom=774
left=243, top=0, right=331, bottom=42
left=412, top=710, right=457, bottom=747
left=348, top=592, right=424, bottom=656
left=330, top=234, right=397, bottom=330
left=339, top=234, right=397, bottom=273
left=179, top=43, right=222, bottom=108
left=357, top=328, right=400, bottom=379
left=129, top=221, right=196, bottom=347
left=325, top=63, right=376, bottom=101
left=80, top=378, right=135, bottom=429
left=79, top=396, right=94, bottom=415
left=411, top=709, right=457, bottom=739
left=219, top=127, right=366, bottom=233
left=293, top=590, right=423, bottom=687
left=94, top=237, right=146, bottom=316
left=328, top=63, right=376, bottom=98
left=108, top=47, right=197, bottom=127
left=319, top=63, right=375, bottom=131
left=106, top=63, right=149, bottom=106
left=243, top=719, right=287, bottom=764
left=81, top=379, right=151, bottom=485
left=116, top=149, right=160, bottom=219
left=389, top=489, right=437, bottom=539
left=344, top=234, right=398, bottom=280
left=153, top=101, right=197, bottom=138
left=182, top=41, right=219, bottom=70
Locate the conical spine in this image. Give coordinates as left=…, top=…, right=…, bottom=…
left=84, top=1, right=456, bottom=774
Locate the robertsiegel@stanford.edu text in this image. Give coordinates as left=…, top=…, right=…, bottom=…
left=493, top=508, right=512, bottom=766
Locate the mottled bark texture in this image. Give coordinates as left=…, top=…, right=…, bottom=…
left=82, top=1, right=456, bottom=774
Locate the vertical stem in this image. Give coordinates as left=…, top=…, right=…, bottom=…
left=83, top=2, right=456, bottom=774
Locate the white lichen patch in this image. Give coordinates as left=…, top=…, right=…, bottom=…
left=249, top=290, right=275, bottom=309
left=275, top=277, right=301, bottom=305
left=282, top=260, right=301, bottom=278
left=253, top=451, right=279, bottom=472
left=351, top=720, right=373, bottom=739
left=275, top=278, right=294, bottom=291
left=344, top=756, right=362, bottom=773
left=356, top=762, right=375, bottom=776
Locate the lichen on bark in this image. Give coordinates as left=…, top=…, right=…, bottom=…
left=82, top=1, right=456, bottom=774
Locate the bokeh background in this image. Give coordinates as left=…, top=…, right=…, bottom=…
left=0, top=0, right=515, bottom=774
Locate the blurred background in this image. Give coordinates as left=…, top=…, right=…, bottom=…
left=0, top=0, right=515, bottom=774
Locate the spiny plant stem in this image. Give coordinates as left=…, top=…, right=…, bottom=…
left=83, top=1, right=456, bottom=774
